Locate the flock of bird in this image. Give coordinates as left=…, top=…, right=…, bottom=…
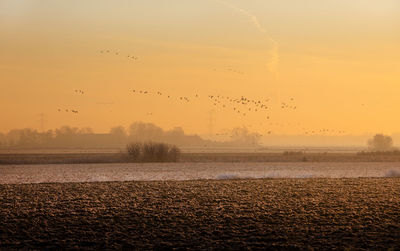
left=100, top=50, right=139, bottom=61
left=129, top=89, right=299, bottom=128
left=58, top=109, right=79, bottom=114
left=57, top=90, right=86, bottom=114
left=129, top=88, right=350, bottom=136
left=74, top=89, right=85, bottom=95
left=55, top=48, right=351, bottom=136
left=303, top=129, right=346, bottom=135
left=215, top=130, right=272, bottom=137
left=206, top=94, right=273, bottom=118
left=281, top=100, right=297, bottom=110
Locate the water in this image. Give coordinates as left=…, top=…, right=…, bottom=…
left=1, top=162, right=400, bottom=184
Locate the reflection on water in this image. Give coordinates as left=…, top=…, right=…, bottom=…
left=1, top=162, right=400, bottom=184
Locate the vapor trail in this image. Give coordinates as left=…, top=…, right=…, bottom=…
left=216, top=0, right=279, bottom=75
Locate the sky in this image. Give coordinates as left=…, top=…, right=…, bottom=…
left=1, top=0, right=399, bottom=138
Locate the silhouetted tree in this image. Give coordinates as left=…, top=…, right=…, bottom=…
left=230, top=127, right=261, bottom=146
left=129, top=122, right=164, bottom=142
left=110, top=126, right=127, bottom=137
left=367, top=134, right=394, bottom=151
left=0, top=133, right=5, bottom=146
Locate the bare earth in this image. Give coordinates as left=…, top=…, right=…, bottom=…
left=1, top=162, right=400, bottom=184
left=0, top=178, right=399, bottom=250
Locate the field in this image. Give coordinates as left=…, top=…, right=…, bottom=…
left=1, top=150, right=400, bottom=249
left=1, top=162, right=400, bottom=184
left=3, top=151, right=400, bottom=165
left=1, top=178, right=399, bottom=249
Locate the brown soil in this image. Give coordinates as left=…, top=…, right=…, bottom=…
left=0, top=178, right=399, bottom=250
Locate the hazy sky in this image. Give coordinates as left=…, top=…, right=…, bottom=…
left=1, top=0, right=399, bottom=136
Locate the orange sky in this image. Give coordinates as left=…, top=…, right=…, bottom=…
left=1, top=0, right=399, bottom=137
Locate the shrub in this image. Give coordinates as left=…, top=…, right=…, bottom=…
left=283, top=151, right=304, bottom=156
left=126, top=142, right=180, bottom=162
left=167, top=145, right=181, bottom=162
left=154, top=142, right=169, bottom=161
left=142, top=142, right=156, bottom=161
left=126, top=142, right=142, bottom=161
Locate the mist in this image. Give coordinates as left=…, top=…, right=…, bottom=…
left=0, top=122, right=267, bottom=149
left=1, top=121, right=398, bottom=149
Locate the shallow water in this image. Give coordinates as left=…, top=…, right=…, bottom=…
left=1, top=162, right=400, bottom=184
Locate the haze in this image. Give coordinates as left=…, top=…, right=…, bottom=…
left=1, top=0, right=399, bottom=140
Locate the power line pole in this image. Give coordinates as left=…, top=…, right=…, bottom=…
left=37, top=113, right=46, bottom=132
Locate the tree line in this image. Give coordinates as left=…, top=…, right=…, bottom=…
left=0, top=122, right=261, bottom=148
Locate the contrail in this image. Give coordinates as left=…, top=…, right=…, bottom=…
left=216, top=0, right=279, bottom=75
left=216, top=0, right=266, bottom=33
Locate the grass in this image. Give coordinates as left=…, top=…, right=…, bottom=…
left=4, top=151, right=400, bottom=165
left=357, top=150, right=400, bottom=156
